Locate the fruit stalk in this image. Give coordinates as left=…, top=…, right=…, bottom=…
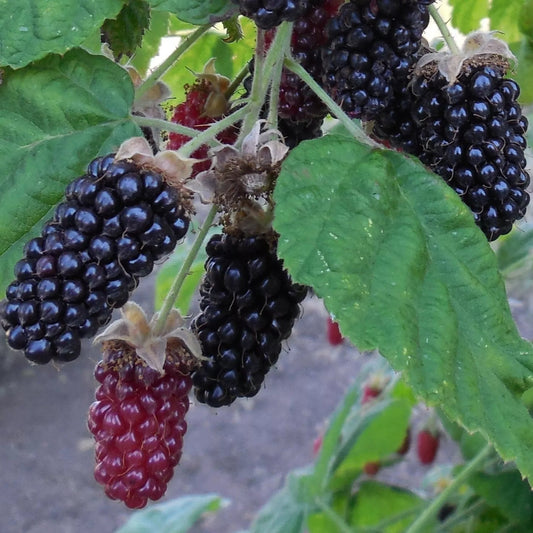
left=429, top=4, right=460, bottom=54
left=406, top=443, right=493, bottom=533
left=152, top=204, right=218, bottom=338
left=283, top=57, right=377, bottom=146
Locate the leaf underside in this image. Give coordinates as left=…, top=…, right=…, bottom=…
left=273, top=135, right=533, bottom=484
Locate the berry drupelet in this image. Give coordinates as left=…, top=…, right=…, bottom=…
left=191, top=233, right=307, bottom=407
left=410, top=59, right=530, bottom=240
left=0, top=154, right=190, bottom=364
left=322, top=0, right=434, bottom=121
left=88, top=339, right=192, bottom=509
left=233, top=0, right=312, bottom=30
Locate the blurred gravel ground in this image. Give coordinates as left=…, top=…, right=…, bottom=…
left=0, top=273, right=530, bottom=532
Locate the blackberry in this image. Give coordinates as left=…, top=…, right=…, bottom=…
left=278, top=117, right=324, bottom=148
left=233, top=0, right=312, bottom=30
left=265, top=0, right=343, bottom=122
left=410, top=59, right=530, bottom=240
left=322, top=0, right=434, bottom=120
left=0, top=155, right=190, bottom=364
left=192, top=233, right=307, bottom=407
left=88, top=339, right=191, bottom=509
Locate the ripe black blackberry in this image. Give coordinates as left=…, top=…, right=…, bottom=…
left=410, top=57, right=530, bottom=240
left=191, top=233, right=307, bottom=407
left=322, top=0, right=434, bottom=121
left=0, top=155, right=190, bottom=364
left=265, top=0, right=343, bottom=122
left=232, top=0, right=312, bottom=29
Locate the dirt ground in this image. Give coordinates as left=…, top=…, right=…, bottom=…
left=1, top=270, right=530, bottom=533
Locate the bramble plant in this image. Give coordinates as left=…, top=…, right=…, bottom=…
left=1, top=0, right=533, bottom=531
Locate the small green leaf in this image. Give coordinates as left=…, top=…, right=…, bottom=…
left=350, top=482, right=424, bottom=532
left=101, top=0, right=152, bottom=60
left=249, top=468, right=315, bottom=533
left=273, top=136, right=533, bottom=484
left=148, top=0, right=236, bottom=25
left=115, top=493, right=228, bottom=533
left=469, top=471, right=533, bottom=525
left=0, top=48, right=140, bottom=294
left=0, top=0, right=123, bottom=69
left=449, top=0, right=489, bottom=34
left=307, top=493, right=350, bottom=533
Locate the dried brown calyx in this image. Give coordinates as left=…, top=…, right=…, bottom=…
left=414, top=31, right=516, bottom=84
left=94, top=301, right=202, bottom=375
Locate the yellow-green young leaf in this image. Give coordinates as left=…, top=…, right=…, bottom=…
left=449, top=0, right=489, bottom=34
left=273, top=135, right=533, bottom=484
left=0, top=0, right=123, bottom=68
left=0, top=48, right=140, bottom=294
left=148, top=0, right=236, bottom=25
left=350, top=482, right=425, bottom=532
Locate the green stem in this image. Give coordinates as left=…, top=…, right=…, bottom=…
left=135, top=24, right=212, bottom=101
left=266, top=44, right=283, bottom=131
left=315, top=498, right=354, bottom=533
left=152, top=204, right=218, bottom=337
left=132, top=115, right=201, bottom=139
left=175, top=105, right=248, bottom=158
left=238, top=23, right=293, bottom=144
left=283, top=57, right=379, bottom=147
left=406, top=443, right=493, bottom=533
left=429, top=5, right=460, bottom=55
left=226, top=61, right=251, bottom=99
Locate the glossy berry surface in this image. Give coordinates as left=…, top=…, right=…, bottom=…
left=232, top=0, right=312, bottom=29
left=0, top=155, right=190, bottom=364
left=191, top=233, right=307, bottom=407
left=410, top=62, right=530, bottom=240
left=167, top=79, right=237, bottom=177
left=323, top=0, right=433, bottom=120
left=88, top=341, right=192, bottom=509
left=265, top=0, right=343, bottom=122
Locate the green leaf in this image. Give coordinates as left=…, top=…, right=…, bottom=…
left=330, top=398, right=412, bottom=491
left=489, top=0, right=523, bottom=43
left=273, top=136, right=533, bottom=484
left=249, top=468, right=315, bottom=533
left=349, top=482, right=424, bottom=532
left=307, top=493, right=350, bottom=533
left=449, top=0, right=489, bottom=34
left=519, top=0, right=533, bottom=42
left=510, top=38, right=533, bottom=105
left=130, top=11, right=170, bottom=76
left=0, top=0, right=123, bottom=69
left=148, top=0, right=236, bottom=25
left=115, top=493, right=228, bottom=533
left=0, top=48, right=140, bottom=294
left=469, top=471, right=533, bottom=525
left=101, top=0, right=152, bottom=60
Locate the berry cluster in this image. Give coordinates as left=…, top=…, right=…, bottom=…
left=168, top=79, right=237, bottom=177
left=410, top=61, right=530, bottom=240
left=323, top=0, right=433, bottom=120
left=0, top=155, right=190, bottom=364
left=233, top=0, right=312, bottom=29
left=191, top=233, right=307, bottom=407
left=88, top=340, right=192, bottom=509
